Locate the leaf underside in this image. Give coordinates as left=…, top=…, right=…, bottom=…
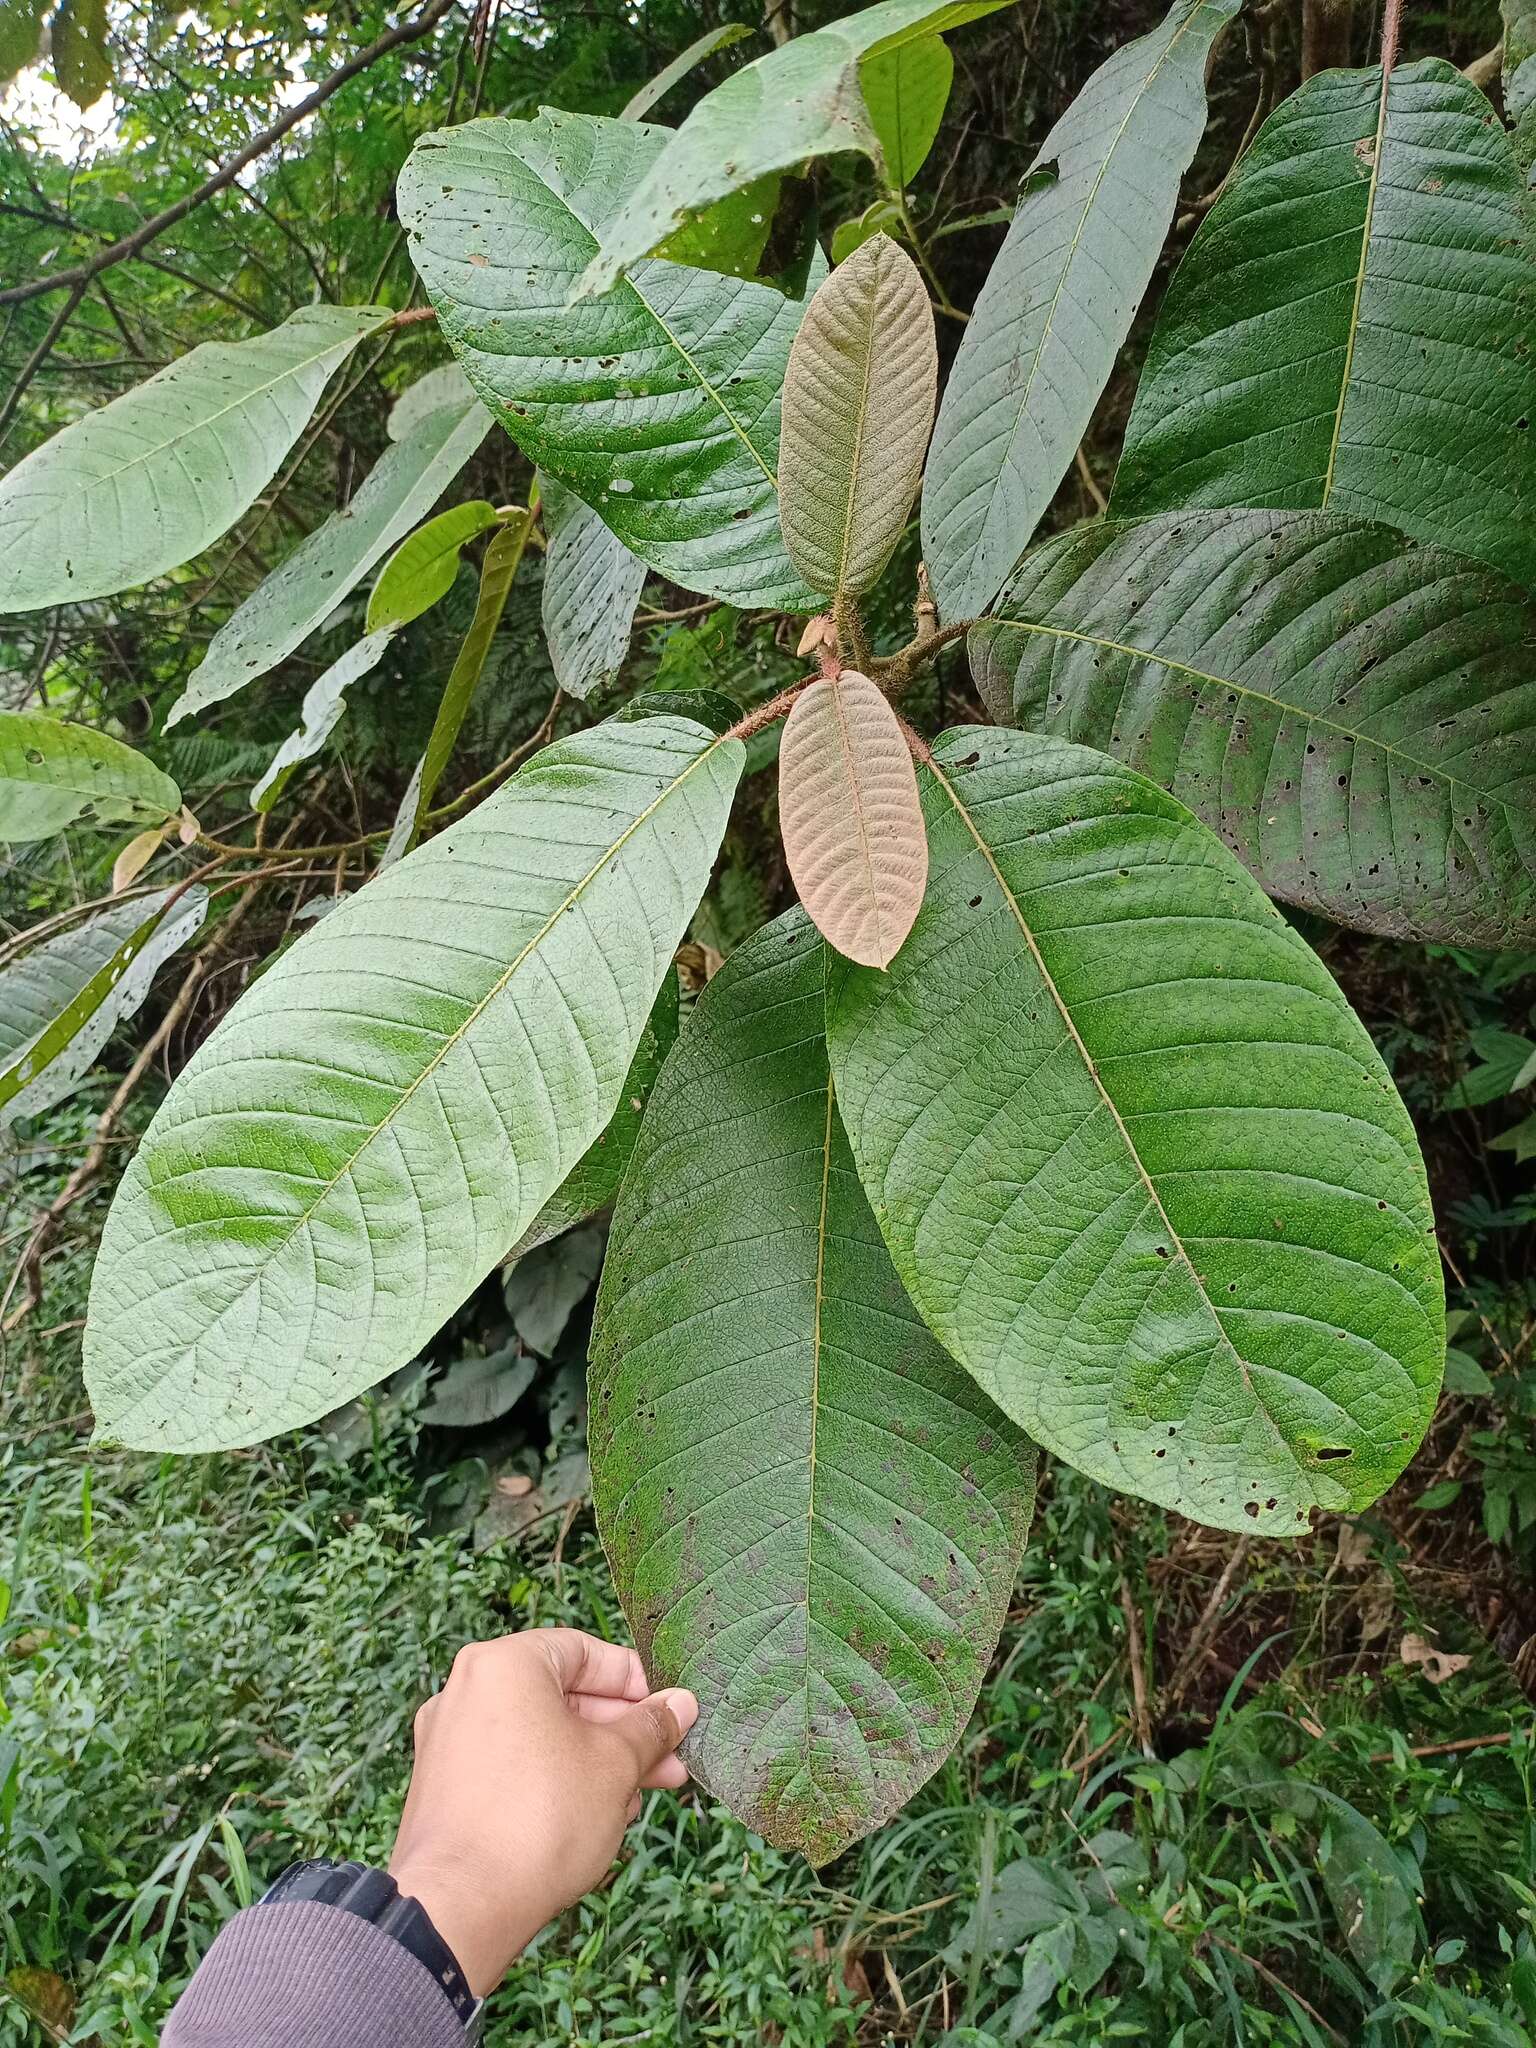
left=971, top=509, right=1536, bottom=947
left=540, top=476, right=650, bottom=700
left=1112, top=61, right=1536, bottom=592
left=778, top=233, right=937, bottom=600
left=507, top=967, right=681, bottom=1260
left=921, top=0, right=1237, bottom=619
left=398, top=109, right=822, bottom=609
left=0, top=886, right=208, bottom=1128
left=251, top=629, right=395, bottom=811
left=591, top=909, right=1036, bottom=1865
left=827, top=727, right=1444, bottom=1536
left=84, top=714, right=742, bottom=1452
left=0, top=304, right=389, bottom=613
left=778, top=673, right=929, bottom=968
left=170, top=399, right=491, bottom=726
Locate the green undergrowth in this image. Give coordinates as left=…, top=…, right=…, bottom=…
left=2, top=1093, right=1534, bottom=2047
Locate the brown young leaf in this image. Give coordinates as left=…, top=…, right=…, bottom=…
left=778, top=670, right=927, bottom=968
left=778, top=234, right=938, bottom=600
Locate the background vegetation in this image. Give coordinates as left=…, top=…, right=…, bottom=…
left=2, top=0, right=1534, bottom=2039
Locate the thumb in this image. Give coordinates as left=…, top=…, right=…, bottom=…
left=612, top=1687, right=698, bottom=1778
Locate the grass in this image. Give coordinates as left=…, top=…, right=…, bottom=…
left=3, top=942, right=1536, bottom=2046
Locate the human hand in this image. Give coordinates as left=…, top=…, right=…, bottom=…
left=388, top=1628, right=697, bottom=1996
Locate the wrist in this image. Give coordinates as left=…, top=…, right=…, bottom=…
left=387, top=1850, right=543, bottom=1997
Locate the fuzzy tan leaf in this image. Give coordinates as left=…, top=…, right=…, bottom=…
left=778, top=235, right=937, bottom=599
left=779, top=670, right=927, bottom=967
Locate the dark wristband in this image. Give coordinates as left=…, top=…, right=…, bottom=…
left=260, top=1860, right=479, bottom=2027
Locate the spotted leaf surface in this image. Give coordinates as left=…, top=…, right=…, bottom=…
left=540, top=476, right=649, bottom=700
left=0, top=710, right=180, bottom=842
left=398, top=109, right=822, bottom=608
left=827, top=727, right=1443, bottom=1536
left=591, top=910, right=1035, bottom=1864
left=579, top=0, right=1012, bottom=297
left=971, top=510, right=1536, bottom=947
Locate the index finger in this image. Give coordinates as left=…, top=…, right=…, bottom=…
left=530, top=1627, right=648, bottom=1702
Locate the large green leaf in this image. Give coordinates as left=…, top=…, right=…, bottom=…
left=0, top=886, right=207, bottom=1129
left=826, top=727, right=1443, bottom=1536
left=167, top=397, right=490, bottom=727
left=0, top=710, right=180, bottom=842
left=0, top=0, right=49, bottom=87
left=540, top=476, right=649, bottom=700
left=920, top=0, right=1236, bottom=620
left=84, top=714, right=743, bottom=1452
left=1112, top=62, right=1536, bottom=592
left=591, top=910, right=1035, bottom=1864
left=778, top=234, right=937, bottom=601
left=970, top=509, right=1536, bottom=948
left=0, top=304, right=390, bottom=614
left=398, top=109, right=821, bottom=609
left=578, top=0, right=1012, bottom=298
left=52, top=0, right=110, bottom=107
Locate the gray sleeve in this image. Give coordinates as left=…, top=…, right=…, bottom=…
left=161, top=1900, right=468, bottom=2048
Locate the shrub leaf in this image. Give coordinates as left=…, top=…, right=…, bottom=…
left=779, top=234, right=937, bottom=601
left=1111, top=61, right=1536, bottom=591
left=0, top=709, right=180, bottom=842
left=591, top=909, right=1036, bottom=1864
left=84, top=714, right=742, bottom=1450
left=971, top=508, right=1536, bottom=948
left=827, top=726, right=1444, bottom=1535
left=921, top=0, right=1236, bottom=619
left=398, top=109, right=822, bottom=609
left=0, top=304, right=389, bottom=613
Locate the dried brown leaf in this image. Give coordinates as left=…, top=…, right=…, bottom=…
left=1399, top=1631, right=1471, bottom=1684
left=778, top=234, right=938, bottom=599
left=778, top=670, right=927, bottom=968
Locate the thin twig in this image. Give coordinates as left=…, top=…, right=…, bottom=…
left=0, top=0, right=464, bottom=310
left=1163, top=1538, right=1251, bottom=1709
left=1365, top=1730, right=1516, bottom=1765
left=1120, top=1577, right=1155, bottom=1756
left=1203, top=1932, right=1347, bottom=2045
left=0, top=280, right=88, bottom=444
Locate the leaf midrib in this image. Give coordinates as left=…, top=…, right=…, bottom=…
left=163, top=735, right=728, bottom=1352
left=924, top=749, right=1301, bottom=1479
left=829, top=679, right=889, bottom=956
left=29, top=316, right=379, bottom=498
left=1320, top=61, right=1391, bottom=504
